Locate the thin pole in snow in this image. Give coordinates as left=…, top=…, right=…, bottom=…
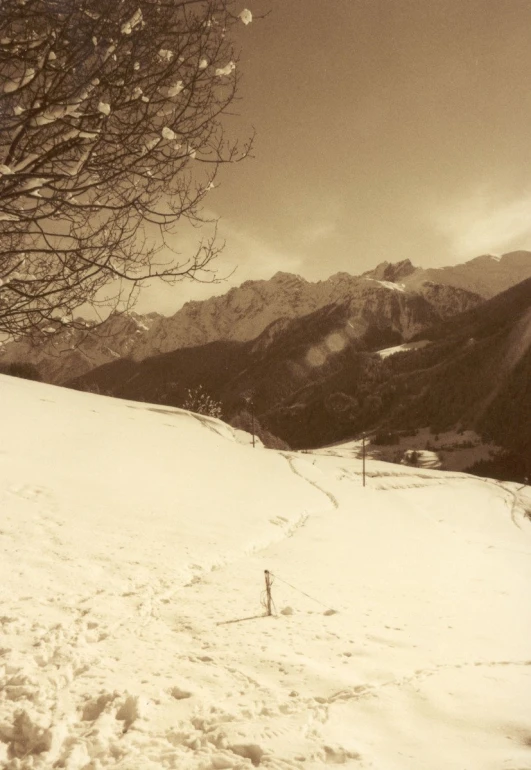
left=362, top=434, right=366, bottom=487
left=264, top=570, right=273, bottom=616
left=251, top=401, right=255, bottom=448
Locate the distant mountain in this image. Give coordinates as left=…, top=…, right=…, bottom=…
left=66, top=288, right=444, bottom=405
left=0, top=311, right=163, bottom=385
left=2, top=250, right=531, bottom=384
left=400, top=251, right=531, bottom=298
left=67, top=277, right=531, bottom=478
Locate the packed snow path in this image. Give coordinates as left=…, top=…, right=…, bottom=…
left=0, top=375, right=530, bottom=769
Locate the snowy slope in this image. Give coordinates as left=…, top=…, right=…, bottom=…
left=376, top=340, right=431, bottom=359
left=1, top=375, right=530, bottom=770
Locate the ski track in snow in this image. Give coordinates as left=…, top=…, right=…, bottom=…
left=279, top=453, right=339, bottom=510
left=490, top=480, right=531, bottom=530
left=325, top=658, right=531, bottom=707
left=310, top=453, right=531, bottom=530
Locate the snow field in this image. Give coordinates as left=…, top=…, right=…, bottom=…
left=0, top=375, right=530, bottom=769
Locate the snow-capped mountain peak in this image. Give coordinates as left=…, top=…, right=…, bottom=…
left=2, top=251, right=531, bottom=384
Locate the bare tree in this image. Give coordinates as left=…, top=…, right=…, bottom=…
left=0, top=0, right=254, bottom=339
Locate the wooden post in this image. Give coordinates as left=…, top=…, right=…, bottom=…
left=264, top=570, right=272, bottom=616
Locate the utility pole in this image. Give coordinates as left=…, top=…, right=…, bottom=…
left=251, top=400, right=255, bottom=449
left=362, top=434, right=366, bottom=487
left=243, top=391, right=256, bottom=448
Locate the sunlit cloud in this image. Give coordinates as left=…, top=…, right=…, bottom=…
left=432, top=189, right=531, bottom=258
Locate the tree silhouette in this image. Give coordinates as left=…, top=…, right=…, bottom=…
left=0, top=0, right=254, bottom=338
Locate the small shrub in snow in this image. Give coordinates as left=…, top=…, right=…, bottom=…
left=182, top=385, right=223, bottom=419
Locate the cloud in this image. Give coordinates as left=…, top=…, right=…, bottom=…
left=299, top=218, right=337, bottom=246
left=432, top=188, right=531, bottom=258
left=218, top=219, right=304, bottom=280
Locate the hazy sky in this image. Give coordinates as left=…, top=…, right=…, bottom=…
left=137, top=0, right=531, bottom=314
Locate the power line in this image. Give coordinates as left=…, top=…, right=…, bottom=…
left=270, top=572, right=337, bottom=614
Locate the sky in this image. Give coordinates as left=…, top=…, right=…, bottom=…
left=137, top=0, right=531, bottom=314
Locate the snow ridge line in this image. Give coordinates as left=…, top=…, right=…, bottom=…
left=279, top=453, right=339, bottom=510
left=187, top=411, right=233, bottom=439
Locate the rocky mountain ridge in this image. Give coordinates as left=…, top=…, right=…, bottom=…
left=2, top=250, right=530, bottom=383
left=401, top=251, right=531, bottom=297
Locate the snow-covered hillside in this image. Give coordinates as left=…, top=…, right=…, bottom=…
left=1, top=375, right=530, bottom=770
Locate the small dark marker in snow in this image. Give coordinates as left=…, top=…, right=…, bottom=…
left=323, top=609, right=337, bottom=616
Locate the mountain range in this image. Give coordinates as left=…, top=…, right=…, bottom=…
left=3, top=251, right=531, bottom=384
left=65, top=270, right=531, bottom=476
